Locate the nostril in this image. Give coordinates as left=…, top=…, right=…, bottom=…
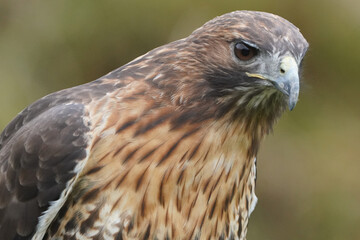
left=280, top=68, right=286, bottom=74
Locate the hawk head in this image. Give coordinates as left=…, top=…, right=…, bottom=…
left=189, top=10, right=308, bottom=111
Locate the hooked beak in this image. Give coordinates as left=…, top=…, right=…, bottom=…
left=246, top=56, right=300, bottom=111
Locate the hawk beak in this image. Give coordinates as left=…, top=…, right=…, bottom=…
left=246, top=56, right=300, bottom=111
left=274, top=56, right=300, bottom=111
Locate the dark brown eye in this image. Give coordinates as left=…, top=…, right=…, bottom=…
left=234, top=42, right=257, bottom=61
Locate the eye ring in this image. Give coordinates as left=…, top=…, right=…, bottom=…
left=234, top=42, right=258, bottom=61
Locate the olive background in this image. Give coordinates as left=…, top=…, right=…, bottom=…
left=0, top=1, right=359, bottom=239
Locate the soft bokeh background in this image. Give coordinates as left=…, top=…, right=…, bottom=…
left=0, top=0, right=359, bottom=239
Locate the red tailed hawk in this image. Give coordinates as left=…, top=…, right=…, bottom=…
left=0, top=10, right=308, bottom=240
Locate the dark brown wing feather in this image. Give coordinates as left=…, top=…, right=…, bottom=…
left=0, top=85, right=99, bottom=239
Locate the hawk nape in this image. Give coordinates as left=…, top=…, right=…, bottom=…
left=0, top=11, right=308, bottom=240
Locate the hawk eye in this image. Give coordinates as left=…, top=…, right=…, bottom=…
left=234, top=42, right=257, bottom=61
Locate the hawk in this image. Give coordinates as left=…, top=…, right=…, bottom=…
left=0, top=11, right=308, bottom=240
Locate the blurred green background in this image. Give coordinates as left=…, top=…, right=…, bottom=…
left=0, top=0, right=359, bottom=239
